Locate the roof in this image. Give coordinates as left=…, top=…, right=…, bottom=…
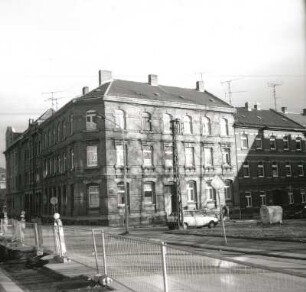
left=235, top=108, right=305, bottom=130
left=81, top=79, right=232, bottom=108
left=284, top=113, right=306, bottom=128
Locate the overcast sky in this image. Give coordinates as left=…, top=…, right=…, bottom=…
left=0, top=0, right=305, bottom=168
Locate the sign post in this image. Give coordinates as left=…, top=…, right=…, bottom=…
left=211, top=176, right=228, bottom=245
left=50, top=197, right=58, bottom=214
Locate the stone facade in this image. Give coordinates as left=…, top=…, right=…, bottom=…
left=4, top=72, right=237, bottom=225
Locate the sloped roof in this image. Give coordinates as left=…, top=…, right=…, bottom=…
left=284, top=113, right=306, bottom=128
left=81, top=79, right=232, bottom=108
left=235, top=108, right=305, bottom=130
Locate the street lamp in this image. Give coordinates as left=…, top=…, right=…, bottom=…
left=96, top=113, right=129, bottom=234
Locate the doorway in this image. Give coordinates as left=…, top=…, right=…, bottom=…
left=273, top=189, right=282, bottom=205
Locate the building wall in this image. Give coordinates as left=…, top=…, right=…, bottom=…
left=235, top=127, right=306, bottom=218
left=5, top=95, right=237, bottom=225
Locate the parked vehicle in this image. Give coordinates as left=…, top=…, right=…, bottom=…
left=167, top=210, right=219, bottom=230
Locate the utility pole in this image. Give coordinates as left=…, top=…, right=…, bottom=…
left=42, top=91, right=64, bottom=110
left=267, top=82, right=283, bottom=111
left=171, top=119, right=184, bottom=229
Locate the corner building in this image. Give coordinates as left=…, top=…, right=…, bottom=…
left=5, top=71, right=237, bottom=225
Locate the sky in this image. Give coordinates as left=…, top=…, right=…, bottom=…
left=0, top=0, right=305, bottom=168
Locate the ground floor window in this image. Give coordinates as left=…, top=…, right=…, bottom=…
left=88, top=185, right=100, bottom=208
left=144, top=182, right=155, bottom=204
left=288, top=187, right=294, bottom=204
left=187, top=181, right=196, bottom=202
left=245, top=192, right=252, bottom=207
left=301, top=189, right=306, bottom=203
left=260, top=191, right=266, bottom=206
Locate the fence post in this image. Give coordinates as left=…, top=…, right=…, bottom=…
left=161, top=242, right=168, bottom=292
left=92, top=229, right=100, bottom=275
left=53, top=213, right=69, bottom=262
left=101, top=230, right=107, bottom=276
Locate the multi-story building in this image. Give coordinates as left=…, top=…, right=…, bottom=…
left=0, top=167, right=6, bottom=211
left=234, top=103, right=306, bottom=218
left=5, top=71, right=237, bottom=225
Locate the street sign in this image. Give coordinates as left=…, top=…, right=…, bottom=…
left=50, top=197, right=58, bottom=205
left=211, top=175, right=226, bottom=190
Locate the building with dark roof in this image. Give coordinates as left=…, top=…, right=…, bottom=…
left=4, top=71, right=237, bottom=225
left=234, top=102, right=306, bottom=219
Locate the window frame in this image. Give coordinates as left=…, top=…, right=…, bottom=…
left=241, top=134, right=248, bottom=149
left=204, top=147, right=213, bottom=167
left=242, top=161, right=250, bottom=178
left=115, top=109, right=126, bottom=130
left=143, top=146, right=153, bottom=167
left=298, top=161, right=304, bottom=176
left=88, top=185, right=100, bottom=208
left=202, top=117, right=211, bottom=136
left=272, top=161, right=278, bottom=177
left=187, top=181, right=196, bottom=202
left=183, top=115, right=192, bottom=135
left=245, top=192, right=252, bottom=207
left=255, top=136, right=263, bottom=150
left=220, top=118, right=229, bottom=136
left=296, top=138, right=302, bottom=151
left=285, top=162, right=292, bottom=177
left=86, top=110, right=97, bottom=131
left=260, top=191, right=266, bottom=206
left=185, top=147, right=195, bottom=168
left=283, top=135, right=290, bottom=150
left=143, top=181, right=155, bottom=205
left=142, top=112, right=152, bottom=131
left=163, top=113, right=172, bottom=134
left=86, top=145, right=98, bottom=167
left=270, top=136, right=276, bottom=150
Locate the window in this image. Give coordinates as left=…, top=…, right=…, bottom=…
left=70, top=115, right=74, bottom=135
left=144, top=182, right=155, bottom=204
left=204, top=147, right=213, bottom=167
left=260, top=191, right=266, bottom=206
left=143, top=146, right=153, bottom=166
left=57, top=123, right=61, bottom=142
left=220, top=118, right=229, bottom=136
left=164, top=145, right=173, bottom=167
left=298, top=161, right=304, bottom=176
left=63, top=152, right=67, bottom=172
left=185, top=147, right=194, bottom=167
left=301, top=189, right=306, bottom=203
left=255, top=136, right=262, bottom=150
left=183, top=115, right=192, bottom=134
left=245, top=192, right=252, bottom=207
left=116, top=144, right=125, bottom=167
left=88, top=185, right=99, bottom=208
left=242, top=161, right=250, bottom=178
left=283, top=135, right=290, bottom=150
left=241, top=134, right=248, bottom=149
left=202, top=117, right=211, bottom=135
left=288, top=187, right=294, bottom=204
left=272, top=162, right=278, bottom=177
left=258, top=161, right=265, bottom=177
left=62, top=120, right=66, bottom=139
left=224, top=180, right=232, bottom=200
left=87, top=146, right=98, bottom=167
left=142, top=112, right=151, bottom=131
left=222, top=148, right=231, bottom=165
left=206, top=182, right=215, bottom=201
left=270, top=136, right=276, bottom=150
left=187, top=181, right=196, bottom=202
left=58, top=156, right=61, bottom=173
left=86, top=110, right=97, bottom=131
left=117, top=182, right=126, bottom=205
left=296, top=138, right=302, bottom=151
left=163, top=114, right=172, bottom=133
left=285, top=162, right=292, bottom=177
left=115, top=109, right=125, bottom=129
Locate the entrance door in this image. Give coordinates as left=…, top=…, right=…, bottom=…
left=273, top=190, right=282, bottom=205
left=164, top=184, right=176, bottom=215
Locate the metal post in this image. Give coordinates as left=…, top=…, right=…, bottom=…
left=161, top=242, right=169, bottom=292
left=34, top=223, right=39, bottom=250
left=217, top=190, right=227, bottom=245
left=101, top=230, right=108, bottom=275
left=92, top=229, right=100, bottom=275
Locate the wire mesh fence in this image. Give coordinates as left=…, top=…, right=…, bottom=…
left=2, top=221, right=306, bottom=291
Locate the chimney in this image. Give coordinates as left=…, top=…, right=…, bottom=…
left=254, top=103, right=261, bottom=110
left=281, top=106, right=288, bottom=114
left=82, top=86, right=89, bottom=95
left=196, top=81, right=204, bottom=92
left=303, top=109, right=306, bottom=116
left=245, top=102, right=252, bottom=111
left=99, top=70, right=112, bottom=85
left=148, top=74, right=158, bottom=86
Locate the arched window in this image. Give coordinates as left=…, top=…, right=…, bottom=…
left=115, top=109, right=125, bottom=130
left=163, top=113, right=172, bottom=133
left=187, top=181, right=196, bottom=202
left=86, top=110, right=97, bottom=131
left=202, top=117, right=211, bottom=135
left=183, top=115, right=192, bottom=134
left=142, top=112, right=151, bottom=131
left=220, top=118, right=229, bottom=136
